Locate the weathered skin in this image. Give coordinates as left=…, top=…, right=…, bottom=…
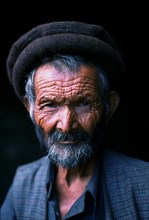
left=25, top=63, right=119, bottom=219
left=34, top=65, right=104, bottom=138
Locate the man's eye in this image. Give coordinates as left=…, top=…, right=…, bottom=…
left=77, top=100, right=92, bottom=109
left=44, top=102, right=58, bottom=108
left=74, top=100, right=92, bottom=112
left=81, top=100, right=91, bottom=106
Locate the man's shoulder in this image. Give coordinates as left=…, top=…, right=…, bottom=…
left=104, top=148, right=149, bottom=172
left=13, top=156, right=50, bottom=185
left=10, top=157, right=50, bottom=218
left=16, top=156, right=48, bottom=172
left=103, top=149, right=149, bottom=218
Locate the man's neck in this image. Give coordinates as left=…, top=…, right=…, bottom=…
left=56, top=156, right=97, bottom=186
left=55, top=156, right=98, bottom=219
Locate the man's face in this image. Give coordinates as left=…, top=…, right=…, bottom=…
left=33, top=64, right=105, bottom=167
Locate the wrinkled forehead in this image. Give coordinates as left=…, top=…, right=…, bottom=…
left=34, top=64, right=101, bottom=98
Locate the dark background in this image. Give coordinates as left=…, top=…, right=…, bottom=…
left=0, top=2, right=149, bottom=206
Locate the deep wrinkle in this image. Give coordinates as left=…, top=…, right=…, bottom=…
left=34, top=65, right=104, bottom=136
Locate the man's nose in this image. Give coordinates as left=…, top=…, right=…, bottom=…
left=56, top=105, right=79, bottom=133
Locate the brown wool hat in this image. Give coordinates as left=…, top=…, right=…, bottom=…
left=6, top=21, right=126, bottom=102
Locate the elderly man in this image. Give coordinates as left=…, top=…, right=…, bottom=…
left=1, top=21, right=149, bottom=220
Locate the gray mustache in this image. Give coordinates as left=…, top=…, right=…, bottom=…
left=50, top=129, right=90, bottom=144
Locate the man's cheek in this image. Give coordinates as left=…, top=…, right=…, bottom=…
left=79, top=112, right=100, bottom=135
left=34, top=109, right=49, bottom=128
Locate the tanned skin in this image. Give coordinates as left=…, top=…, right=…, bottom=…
left=24, top=64, right=119, bottom=219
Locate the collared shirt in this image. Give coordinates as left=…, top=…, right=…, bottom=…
left=1, top=156, right=104, bottom=220
left=46, top=157, right=105, bottom=219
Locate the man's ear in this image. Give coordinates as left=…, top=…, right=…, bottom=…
left=23, top=96, right=31, bottom=113
left=106, top=90, right=120, bottom=120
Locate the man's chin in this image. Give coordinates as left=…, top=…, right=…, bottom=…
left=47, top=143, right=94, bottom=168
left=48, top=154, right=89, bottom=169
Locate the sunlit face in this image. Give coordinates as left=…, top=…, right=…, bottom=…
left=32, top=64, right=105, bottom=167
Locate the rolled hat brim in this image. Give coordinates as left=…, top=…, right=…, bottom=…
left=6, top=21, right=126, bottom=101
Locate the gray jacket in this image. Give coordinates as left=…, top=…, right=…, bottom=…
left=2, top=149, right=149, bottom=219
